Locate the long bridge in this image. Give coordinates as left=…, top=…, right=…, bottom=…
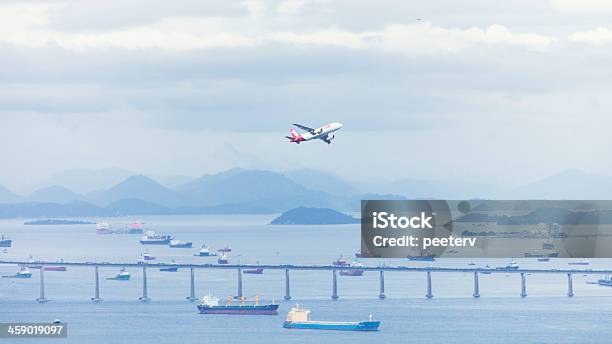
left=1, top=260, right=609, bottom=303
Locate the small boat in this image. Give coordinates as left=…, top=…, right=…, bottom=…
left=524, top=252, right=559, bottom=258
left=408, top=255, right=436, bottom=262
left=0, top=235, right=12, bottom=247
left=243, top=268, right=264, bottom=274
left=44, top=266, right=67, bottom=271
left=569, top=260, right=590, bottom=266
left=481, top=265, right=492, bottom=274
left=332, top=255, right=349, bottom=267
left=197, top=294, right=278, bottom=315
left=137, top=250, right=155, bottom=263
left=169, top=240, right=193, bottom=248
left=496, top=260, right=519, bottom=270
left=2, top=266, right=32, bottom=278
left=160, top=259, right=179, bottom=272
left=339, top=261, right=364, bottom=276
left=96, top=222, right=112, bottom=234
left=355, top=250, right=380, bottom=258
left=194, top=244, right=217, bottom=257
left=217, top=246, right=232, bottom=253
left=218, top=253, right=229, bottom=264
left=139, top=231, right=173, bottom=245
left=283, top=305, right=379, bottom=331
left=26, top=255, right=42, bottom=269
left=107, top=267, right=130, bottom=281
left=591, top=275, right=612, bottom=287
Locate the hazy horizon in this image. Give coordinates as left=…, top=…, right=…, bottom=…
left=3, top=1, right=612, bottom=192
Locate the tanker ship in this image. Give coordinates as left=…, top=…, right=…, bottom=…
left=197, top=295, right=278, bottom=315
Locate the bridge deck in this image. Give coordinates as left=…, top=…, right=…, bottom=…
left=1, top=260, right=609, bottom=274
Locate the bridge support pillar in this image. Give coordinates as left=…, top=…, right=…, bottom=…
left=284, top=269, right=291, bottom=300
left=139, top=266, right=150, bottom=302
left=36, top=267, right=49, bottom=303
left=379, top=270, right=386, bottom=299
left=186, top=267, right=197, bottom=301
left=332, top=269, right=339, bottom=300
left=567, top=273, right=574, bottom=298
left=473, top=272, right=480, bottom=298
left=237, top=268, right=243, bottom=299
left=425, top=271, right=433, bottom=299
left=520, top=273, right=527, bottom=298
left=91, top=266, right=102, bottom=302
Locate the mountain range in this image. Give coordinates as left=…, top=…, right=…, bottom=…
left=0, top=168, right=610, bottom=218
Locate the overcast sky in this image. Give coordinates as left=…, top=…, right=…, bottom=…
left=2, top=0, right=612, bottom=192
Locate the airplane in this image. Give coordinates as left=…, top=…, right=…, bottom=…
left=285, top=122, right=343, bottom=144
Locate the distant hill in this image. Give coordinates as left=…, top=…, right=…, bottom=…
left=40, top=168, right=135, bottom=194
left=270, top=207, right=359, bottom=225
left=28, top=185, right=85, bottom=204
left=88, top=175, right=184, bottom=207
left=0, top=185, right=22, bottom=203
left=510, top=169, right=612, bottom=199
left=178, top=169, right=330, bottom=207
left=106, top=198, right=171, bottom=215
left=378, top=178, right=498, bottom=199
left=0, top=201, right=105, bottom=218
left=284, top=169, right=359, bottom=195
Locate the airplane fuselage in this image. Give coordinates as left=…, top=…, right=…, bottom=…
left=300, top=122, right=343, bottom=141
left=289, top=122, right=343, bottom=144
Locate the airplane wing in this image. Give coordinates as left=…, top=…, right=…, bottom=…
left=292, top=123, right=315, bottom=133
left=319, top=134, right=332, bottom=144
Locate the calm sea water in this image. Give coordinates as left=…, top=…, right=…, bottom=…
left=1, top=215, right=612, bottom=343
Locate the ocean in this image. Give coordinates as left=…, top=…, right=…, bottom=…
left=1, top=215, right=612, bottom=343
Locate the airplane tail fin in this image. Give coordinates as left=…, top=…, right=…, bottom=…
left=287, top=129, right=303, bottom=143
left=290, top=129, right=299, bottom=139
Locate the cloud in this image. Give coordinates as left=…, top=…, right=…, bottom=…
left=0, top=2, right=557, bottom=53
left=569, top=27, right=612, bottom=45
left=551, top=0, right=612, bottom=13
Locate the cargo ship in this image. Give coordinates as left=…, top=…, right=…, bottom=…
left=169, top=239, right=192, bottom=248
left=283, top=305, right=380, bottom=331
left=495, top=261, right=519, bottom=270
left=568, top=260, right=590, bottom=266
left=243, top=268, right=264, bottom=274
left=408, top=254, right=436, bottom=261
left=44, top=266, right=67, bottom=271
left=139, top=232, right=173, bottom=245
left=197, top=295, right=279, bottom=315
left=128, top=221, right=145, bottom=234
left=0, top=235, right=12, bottom=247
